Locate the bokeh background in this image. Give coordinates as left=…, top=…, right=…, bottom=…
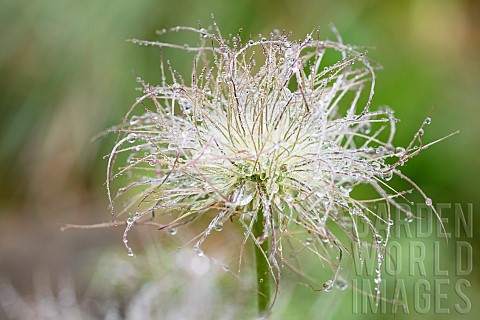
left=0, top=0, right=479, bottom=319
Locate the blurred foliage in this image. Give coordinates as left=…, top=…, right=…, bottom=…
left=1, top=0, right=479, bottom=319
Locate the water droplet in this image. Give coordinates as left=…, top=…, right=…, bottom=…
left=130, top=116, right=140, bottom=126
left=323, top=280, right=333, bottom=292
left=418, top=129, right=424, bottom=136
left=167, top=227, right=177, bottom=235
left=232, top=184, right=254, bottom=206
left=371, top=161, right=381, bottom=170
left=305, top=238, right=313, bottom=246
left=374, top=277, right=381, bottom=284
left=271, top=183, right=279, bottom=194
left=280, top=163, right=290, bottom=172
left=405, top=216, right=414, bottom=223
left=395, top=147, right=405, bottom=154
left=335, top=280, right=349, bottom=290
left=214, top=222, right=223, bottom=231
left=284, top=188, right=298, bottom=203
left=241, top=164, right=253, bottom=176
left=424, top=117, right=431, bottom=125
left=127, top=249, right=134, bottom=257
left=259, top=278, right=264, bottom=283
left=383, top=171, right=393, bottom=181
left=127, top=134, right=137, bottom=144
left=425, top=198, right=433, bottom=206
left=361, top=123, right=371, bottom=134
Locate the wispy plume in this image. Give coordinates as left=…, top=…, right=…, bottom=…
left=104, top=21, right=453, bottom=306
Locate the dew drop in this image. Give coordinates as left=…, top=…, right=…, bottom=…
left=361, top=123, right=371, bottom=134
left=322, top=280, right=333, bottom=292
left=271, top=183, right=279, bottom=194
left=214, top=222, right=223, bottom=231
left=305, top=238, right=313, bottom=246
left=232, top=185, right=254, bottom=206
left=424, top=117, right=431, bottom=125
left=130, top=116, right=140, bottom=126
left=167, top=227, right=177, bottom=235
left=200, top=28, right=208, bottom=38
left=126, top=134, right=137, bottom=144
left=383, top=171, right=393, bottom=181
left=335, top=280, right=349, bottom=290
left=127, top=249, right=134, bottom=257
left=425, top=198, right=433, bottom=206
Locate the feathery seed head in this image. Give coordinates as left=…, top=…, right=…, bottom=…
left=107, top=25, right=443, bottom=299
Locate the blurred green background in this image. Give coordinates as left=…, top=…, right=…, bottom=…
left=0, top=0, right=479, bottom=319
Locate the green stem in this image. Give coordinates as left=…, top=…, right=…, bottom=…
left=253, top=207, right=271, bottom=318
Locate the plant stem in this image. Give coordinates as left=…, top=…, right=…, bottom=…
left=253, top=207, right=271, bottom=318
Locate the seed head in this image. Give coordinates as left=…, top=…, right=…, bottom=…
left=106, top=25, right=448, bottom=301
